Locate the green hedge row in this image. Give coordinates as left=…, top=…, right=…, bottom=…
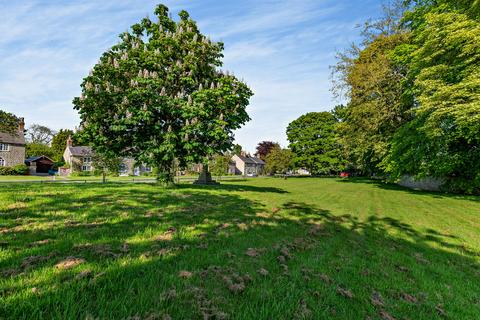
left=0, top=164, right=29, bottom=175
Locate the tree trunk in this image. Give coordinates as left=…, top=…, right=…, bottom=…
left=102, top=172, right=106, bottom=184
left=156, top=163, right=175, bottom=187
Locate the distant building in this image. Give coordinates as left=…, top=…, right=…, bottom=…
left=61, top=136, right=151, bottom=176
left=25, top=156, right=54, bottom=175
left=0, top=117, right=26, bottom=168
left=231, top=153, right=265, bottom=176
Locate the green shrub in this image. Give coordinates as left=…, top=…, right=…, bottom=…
left=13, top=164, right=29, bottom=175
left=0, top=165, right=29, bottom=175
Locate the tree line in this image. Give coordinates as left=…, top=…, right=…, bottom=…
left=284, top=0, right=479, bottom=194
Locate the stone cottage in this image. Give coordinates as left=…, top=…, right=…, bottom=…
left=0, top=118, right=26, bottom=168
left=62, top=136, right=151, bottom=176
left=231, top=153, right=265, bottom=176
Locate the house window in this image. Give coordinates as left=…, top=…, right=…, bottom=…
left=82, top=157, right=92, bottom=171
left=119, top=163, right=128, bottom=174
left=0, top=143, right=9, bottom=151
left=0, top=157, right=5, bottom=167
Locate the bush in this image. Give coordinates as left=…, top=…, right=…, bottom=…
left=13, top=164, right=29, bottom=175
left=0, top=164, right=29, bottom=175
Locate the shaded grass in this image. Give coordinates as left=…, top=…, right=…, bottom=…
left=0, top=178, right=479, bottom=319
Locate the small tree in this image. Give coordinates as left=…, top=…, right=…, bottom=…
left=51, top=129, right=74, bottom=162
left=0, top=110, right=19, bottom=134
left=92, top=152, right=122, bottom=183
left=73, top=4, right=253, bottom=186
left=209, top=154, right=230, bottom=179
left=255, top=141, right=280, bottom=161
left=27, top=124, right=56, bottom=145
left=265, top=147, right=294, bottom=175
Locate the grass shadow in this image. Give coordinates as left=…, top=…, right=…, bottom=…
left=0, top=183, right=479, bottom=319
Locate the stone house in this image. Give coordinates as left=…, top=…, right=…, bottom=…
left=62, top=136, right=151, bottom=176
left=0, top=118, right=26, bottom=168
left=231, top=153, right=265, bottom=176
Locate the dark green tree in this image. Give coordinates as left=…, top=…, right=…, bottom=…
left=73, top=4, right=253, bottom=185
left=287, top=112, right=344, bottom=175
left=0, top=110, right=20, bottom=134
left=51, top=129, right=74, bottom=162
left=26, top=143, right=55, bottom=159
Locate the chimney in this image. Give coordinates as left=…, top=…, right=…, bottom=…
left=240, top=151, right=247, bottom=157
left=18, top=118, right=25, bottom=133
left=66, top=135, right=73, bottom=147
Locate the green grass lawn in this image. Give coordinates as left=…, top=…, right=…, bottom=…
left=1, top=178, right=479, bottom=319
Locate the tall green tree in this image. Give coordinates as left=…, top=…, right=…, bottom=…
left=51, top=129, right=74, bottom=162
left=265, top=146, right=294, bottom=175
left=25, top=143, right=55, bottom=159
left=387, top=2, right=480, bottom=193
left=73, top=4, right=253, bottom=185
left=287, top=112, right=344, bottom=175
left=0, top=110, right=20, bottom=134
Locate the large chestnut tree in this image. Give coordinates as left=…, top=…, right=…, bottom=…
left=73, top=4, right=253, bottom=184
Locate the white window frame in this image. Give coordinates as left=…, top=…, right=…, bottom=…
left=83, top=157, right=92, bottom=164
left=0, top=157, right=5, bottom=167
left=0, top=143, right=9, bottom=151
left=82, top=164, right=92, bottom=172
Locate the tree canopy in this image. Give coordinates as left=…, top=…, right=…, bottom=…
left=287, top=112, right=344, bottom=175
left=73, top=4, right=253, bottom=184
left=255, top=141, right=280, bottom=161
left=331, top=0, right=480, bottom=193
left=0, top=110, right=20, bottom=135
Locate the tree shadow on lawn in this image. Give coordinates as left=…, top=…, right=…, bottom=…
left=0, top=184, right=479, bottom=319
left=181, top=183, right=289, bottom=194
left=338, top=177, right=480, bottom=202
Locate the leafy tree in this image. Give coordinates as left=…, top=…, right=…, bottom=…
left=209, top=154, right=231, bottom=178
left=26, top=143, right=55, bottom=159
left=333, top=33, right=413, bottom=175
left=255, top=141, right=280, bottom=161
left=27, top=124, right=56, bottom=145
left=265, top=146, right=294, bottom=174
left=231, top=144, right=243, bottom=156
left=386, top=3, right=480, bottom=193
left=0, top=110, right=20, bottom=134
left=73, top=4, right=253, bottom=185
left=51, top=129, right=74, bottom=162
left=92, top=152, right=122, bottom=183
left=287, top=112, right=344, bottom=175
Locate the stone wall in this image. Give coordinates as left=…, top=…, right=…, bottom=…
left=398, top=175, right=444, bottom=192
left=0, top=144, right=26, bottom=167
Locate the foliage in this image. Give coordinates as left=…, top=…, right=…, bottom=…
left=0, top=164, right=28, bottom=175
left=287, top=112, right=345, bottom=174
left=265, top=146, right=293, bottom=174
left=26, top=143, right=56, bottom=159
left=331, top=0, right=480, bottom=193
left=332, top=33, right=413, bottom=175
left=386, top=2, right=480, bottom=193
left=255, top=141, right=280, bottom=161
left=51, top=129, right=74, bottom=162
left=1, top=178, right=480, bottom=319
left=26, top=124, right=55, bottom=145
left=73, top=4, right=253, bottom=185
left=231, top=144, right=243, bottom=156
left=209, top=154, right=231, bottom=177
left=0, top=110, right=20, bottom=134
left=92, top=152, right=123, bottom=183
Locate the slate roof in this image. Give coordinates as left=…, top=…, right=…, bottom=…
left=25, top=156, right=54, bottom=164
left=68, top=146, right=93, bottom=156
left=236, top=155, right=265, bottom=165
left=0, top=131, right=26, bottom=145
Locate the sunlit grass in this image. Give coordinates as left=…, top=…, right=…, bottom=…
left=1, top=178, right=479, bottom=319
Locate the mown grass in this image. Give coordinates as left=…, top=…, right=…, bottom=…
left=0, top=178, right=479, bottom=319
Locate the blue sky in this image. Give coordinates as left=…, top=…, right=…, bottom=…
left=0, top=0, right=383, bottom=152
